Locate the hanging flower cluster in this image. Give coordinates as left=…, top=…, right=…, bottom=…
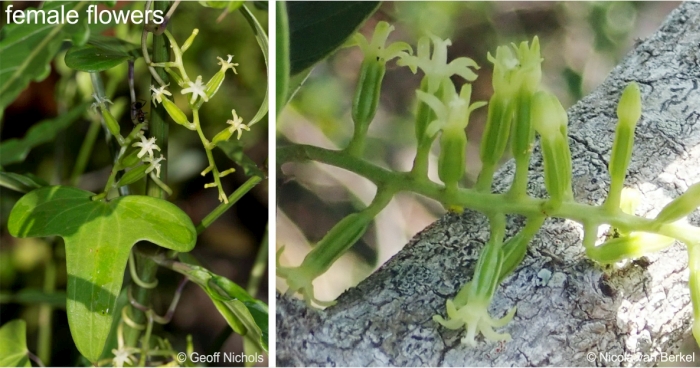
left=147, top=29, right=250, bottom=203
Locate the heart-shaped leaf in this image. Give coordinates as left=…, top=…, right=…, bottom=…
left=287, top=1, right=380, bottom=75
left=0, top=320, right=31, bottom=367
left=8, top=186, right=196, bottom=362
left=65, top=35, right=141, bottom=72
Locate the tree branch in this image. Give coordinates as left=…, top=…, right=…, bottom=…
left=277, top=2, right=700, bottom=366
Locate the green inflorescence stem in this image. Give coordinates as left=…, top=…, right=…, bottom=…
left=277, top=144, right=700, bottom=245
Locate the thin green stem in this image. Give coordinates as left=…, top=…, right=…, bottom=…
left=345, top=124, right=368, bottom=157
left=70, top=119, right=101, bottom=186
left=508, top=156, right=530, bottom=199
left=129, top=250, right=158, bottom=289
left=196, top=175, right=262, bottom=234
left=141, top=1, right=167, bottom=87
left=37, top=252, right=55, bottom=365
left=247, top=224, right=268, bottom=297
left=410, top=139, right=432, bottom=179
left=279, top=144, right=700, bottom=245
left=475, top=162, right=496, bottom=192
left=193, top=109, right=227, bottom=202
left=138, top=312, right=154, bottom=367
left=161, top=30, right=189, bottom=82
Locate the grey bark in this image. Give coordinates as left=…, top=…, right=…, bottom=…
left=277, top=2, right=700, bottom=366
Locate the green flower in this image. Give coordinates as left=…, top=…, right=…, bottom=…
left=399, top=35, right=479, bottom=94
left=226, top=109, right=250, bottom=139
left=416, top=84, right=486, bottom=139
left=181, top=75, right=208, bottom=104
left=488, top=37, right=542, bottom=96
left=353, top=21, right=411, bottom=64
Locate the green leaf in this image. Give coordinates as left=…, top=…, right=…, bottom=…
left=239, top=5, right=268, bottom=126
left=198, top=0, right=243, bottom=9
left=216, top=140, right=266, bottom=178
left=0, top=2, right=89, bottom=112
left=174, top=255, right=268, bottom=352
left=0, top=289, right=66, bottom=308
left=0, top=102, right=90, bottom=166
left=0, top=172, right=49, bottom=193
left=7, top=186, right=196, bottom=362
left=65, top=35, right=141, bottom=72
left=0, top=320, right=31, bottom=367
left=287, top=1, right=380, bottom=75
left=276, top=1, right=290, bottom=116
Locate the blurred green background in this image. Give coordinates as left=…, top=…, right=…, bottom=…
left=277, top=1, right=678, bottom=305
left=0, top=1, right=268, bottom=366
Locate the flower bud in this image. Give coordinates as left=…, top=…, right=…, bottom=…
left=211, top=128, right=233, bottom=145
left=161, top=97, right=191, bottom=128
left=414, top=78, right=437, bottom=144
left=617, top=82, right=642, bottom=127
left=607, top=83, right=642, bottom=209
left=116, top=165, right=148, bottom=187
left=586, top=232, right=675, bottom=264
left=298, top=212, right=372, bottom=278
left=352, top=60, right=386, bottom=134
left=205, top=71, right=226, bottom=100
left=499, top=231, right=529, bottom=282
left=181, top=29, right=199, bottom=53
left=468, top=239, right=504, bottom=303
left=532, top=91, right=573, bottom=204
left=438, top=126, right=467, bottom=190
left=100, top=106, right=122, bottom=141
left=119, top=148, right=142, bottom=168
left=654, top=182, right=700, bottom=224
left=164, top=67, right=185, bottom=88
left=479, top=94, right=513, bottom=168
left=511, top=91, right=534, bottom=161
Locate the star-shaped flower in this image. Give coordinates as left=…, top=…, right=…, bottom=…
left=217, top=54, right=239, bottom=74
left=226, top=109, right=250, bottom=139
left=416, top=84, right=486, bottom=139
left=150, top=84, right=172, bottom=105
left=144, top=154, right=165, bottom=178
left=132, top=134, right=161, bottom=158
left=398, top=35, right=479, bottom=94
left=111, top=346, right=138, bottom=368
left=91, top=94, right=113, bottom=112
left=181, top=75, right=208, bottom=104
left=353, top=21, right=411, bottom=64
